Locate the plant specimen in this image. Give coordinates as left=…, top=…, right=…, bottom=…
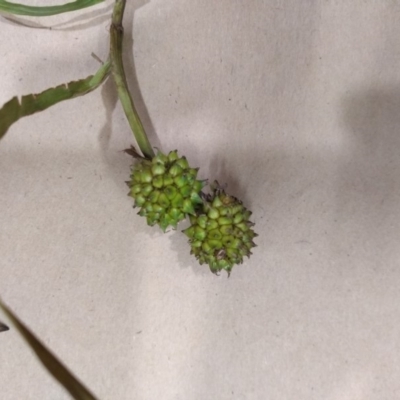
left=0, top=0, right=256, bottom=275
left=0, top=0, right=259, bottom=398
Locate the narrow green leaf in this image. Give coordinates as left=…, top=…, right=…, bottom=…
left=0, top=0, right=105, bottom=16
left=0, top=298, right=99, bottom=400
left=0, top=59, right=111, bottom=140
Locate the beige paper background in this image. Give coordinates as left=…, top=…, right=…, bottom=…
left=2, top=1, right=400, bottom=399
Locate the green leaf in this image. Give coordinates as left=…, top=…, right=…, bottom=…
left=0, top=0, right=105, bottom=16
left=0, top=59, right=111, bottom=140
left=0, top=298, right=100, bottom=400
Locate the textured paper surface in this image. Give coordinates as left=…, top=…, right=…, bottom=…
left=2, top=1, right=400, bottom=399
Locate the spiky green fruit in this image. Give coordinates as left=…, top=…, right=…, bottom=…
left=184, top=185, right=257, bottom=275
left=128, top=150, right=204, bottom=231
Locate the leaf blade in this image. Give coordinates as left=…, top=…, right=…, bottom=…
left=0, top=298, right=100, bottom=400
left=0, top=0, right=105, bottom=16
left=0, top=59, right=111, bottom=140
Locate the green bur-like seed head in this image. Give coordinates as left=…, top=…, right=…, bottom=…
left=183, top=185, right=257, bottom=275
left=128, top=150, right=205, bottom=231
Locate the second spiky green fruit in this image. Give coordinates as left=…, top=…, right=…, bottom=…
left=129, top=150, right=204, bottom=231
left=184, top=184, right=257, bottom=275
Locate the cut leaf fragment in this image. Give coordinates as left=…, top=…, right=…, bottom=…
left=0, top=297, right=99, bottom=400
left=0, top=59, right=111, bottom=140
left=0, top=320, right=9, bottom=332
left=0, top=0, right=105, bottom=17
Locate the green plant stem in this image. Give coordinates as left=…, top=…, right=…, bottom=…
left=110, top=0, right=154, bottom=159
